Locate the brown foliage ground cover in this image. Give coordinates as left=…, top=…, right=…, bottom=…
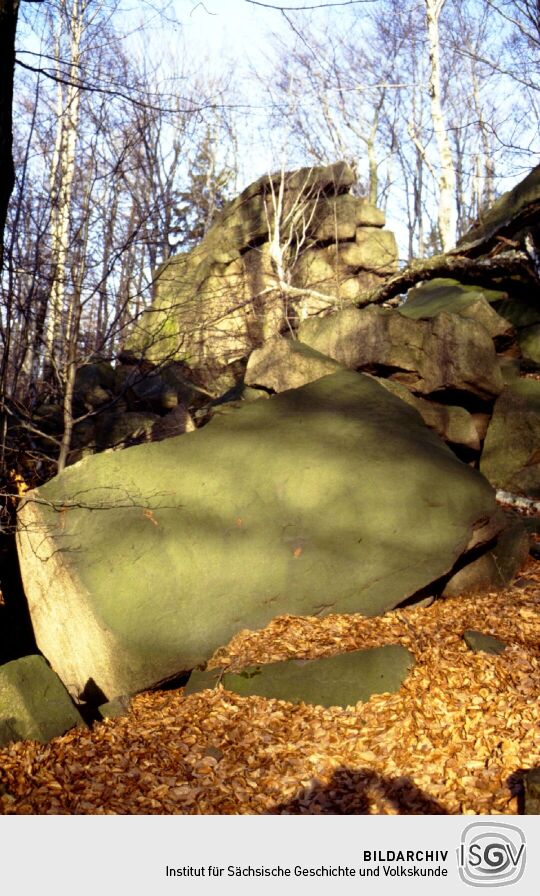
left=0, top=552, right=538, bottom=816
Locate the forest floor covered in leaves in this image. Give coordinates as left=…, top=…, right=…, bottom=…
left=0, top=551, right=538, bottom=815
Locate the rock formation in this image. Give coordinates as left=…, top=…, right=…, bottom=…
left=126, top=162, right=398, bottom=389
left=8, top=161, right=540, bottom=736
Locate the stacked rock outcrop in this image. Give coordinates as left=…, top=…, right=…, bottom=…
left=127, top=162, right=398, bottom=389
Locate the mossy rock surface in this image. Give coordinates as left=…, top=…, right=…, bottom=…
left=458, top=163, right=540, bottom=250
left=480, top=379, right=540, bottom=497
left=0, top=655, right=85, bottom=746
left=17, top=370, right=499, bottom=701
left=519, top=324, right=540, bottom=366
left=463, top=631, right=507, bottom=655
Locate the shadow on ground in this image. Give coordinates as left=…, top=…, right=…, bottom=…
left=269, top=766, right=447, bottom=815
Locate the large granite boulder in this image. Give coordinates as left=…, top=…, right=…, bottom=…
left=184, top=645, right=414, bottom=708
left=17, top=371, right=500, bottom=701
left=245, top=336, right=481, bottom=452
left=298, top=305, right=504, bottom=399
left=480, top=379, right=540, bottom=497
left=0, top=655, right=85, bottom=746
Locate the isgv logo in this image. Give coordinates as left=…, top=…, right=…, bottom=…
left=458, top=822, right=526, bottom=887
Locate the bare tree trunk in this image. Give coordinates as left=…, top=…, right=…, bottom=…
left=425, top=0, right=457, bottom=252
left=57, top=308, right=79, bottom=473
left=0, top=0, right=19, bottom=271
left=471, top=66, right=495, bottom=211
left=355, top=248, right=532, bottom=308
left=44, top=0, right=85, bottom=372
left=366, top=100, right=383, bottom=205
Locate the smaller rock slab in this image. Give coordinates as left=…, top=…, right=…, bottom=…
left=443, top=516, right=529, bottom=597
left=371, top=377, right=481, bottom=451
left=0, top=655, right=85, bottom=746
left=185, top=645, right=414, bottom=708
left=463, top=631, right=507, bottom=655
left=400, top=278, right=513, bottom=342
left=245, top=336, right=343, bottom=392
left=98, top=695, right=132, bottom=720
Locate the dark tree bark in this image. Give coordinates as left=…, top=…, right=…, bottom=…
left=0, top=0, right=20, bottom=270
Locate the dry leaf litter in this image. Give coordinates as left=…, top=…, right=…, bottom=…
left=0, top=550, right=538, bottom=815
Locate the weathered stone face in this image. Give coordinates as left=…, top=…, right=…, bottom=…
left=17, top=370, right=499, bottom=701
left=0, top=655, right=85, bottom=746
left=480, top=379, right=540, bottom=497
left=298, top=305, right=504, bottom=399
left=245, top=335, right=343, bottom=392
left=291, top=234, right=397, bottom=299
left=305, top=193, right=385, bottom=241
left=400, top=278, right=514, bottom=342
left=354, top=227, right=399, bottom=274
left=126, top=162, right=397, bottom=384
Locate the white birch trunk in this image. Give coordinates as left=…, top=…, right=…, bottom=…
left=471, top=67, right=495, bottom=211
left=425, top=0, right=457, bottom=252
left=44, top=0, right=85, bottom=371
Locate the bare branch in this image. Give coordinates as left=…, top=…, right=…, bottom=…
left=354, top=250, right=535, bottom=307
left=244, top=0, right=377, bottom=9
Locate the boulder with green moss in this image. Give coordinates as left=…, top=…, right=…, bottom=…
left=17, top=370, right=500, bottom=701
left=480, top=379, right=540, bottom=498
left=399, top=278, right=513, bottom=343
left=0, top=655, right=85, bottom=746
